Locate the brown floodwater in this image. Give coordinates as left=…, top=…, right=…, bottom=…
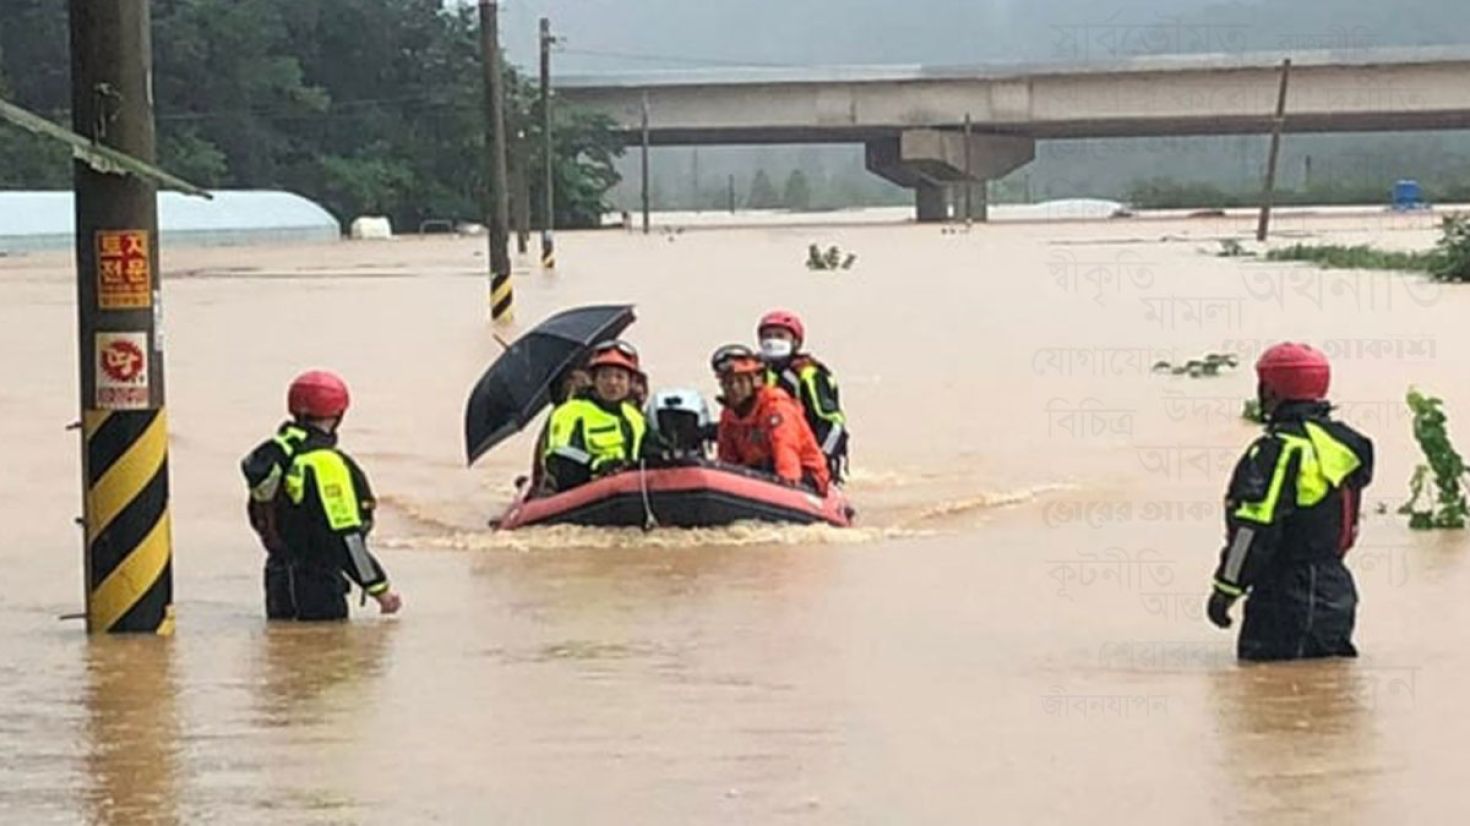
left=3, top=207, right=1470, bottom=823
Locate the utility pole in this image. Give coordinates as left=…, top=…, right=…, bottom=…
left=640, top=91, right=651, bottom=235
left=538, top=17, right=556, bottom=269
left=479, top=0, right=512, bottom=321
left=691, top=148, right=700, bottom=211
left=511, top=129, right=530, bottom=255
left=1257, top=58, right=1292, bottom=243
left=70, top=0, right=174, bottom=634
left=963, top=113, right=974, bottom=226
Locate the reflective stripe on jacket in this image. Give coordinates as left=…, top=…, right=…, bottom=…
left=1214, top=404, right=1373, bottom=596
left=717, top=385, right=831, bottom=494
left=766, top=356, right=846, bottom=459
left=282, top=444, right=389, bottom=595
left=543, top=397, right=647, bottom=476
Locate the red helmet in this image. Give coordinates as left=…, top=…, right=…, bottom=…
left=586, top=339, right=642, bottom=375
left=288, top=370, right=350, bottom=418
left=1256, top=342, right=1330, bottom=401
left=757, top=309, right=805, bottom=345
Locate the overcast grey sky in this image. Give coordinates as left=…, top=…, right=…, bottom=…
left=484, top=0, right=1470, bottom=74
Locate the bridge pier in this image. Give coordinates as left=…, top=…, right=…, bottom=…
left=867, top=130, right=1033, bottom=224
left=915, top=183, right=949, bottom=222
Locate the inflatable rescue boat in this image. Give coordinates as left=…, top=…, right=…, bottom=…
left=493, top=462, right=854, bottom=530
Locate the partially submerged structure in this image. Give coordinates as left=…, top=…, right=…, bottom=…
left=0, top=190, right=340, bottom=253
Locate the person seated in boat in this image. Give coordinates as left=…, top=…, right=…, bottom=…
left=529, top=365, right=592, bottom=493
left=644, top=388, right=714, bottom=463
left=756, top=309, right=849, bottom=483
left=541, top=339, right=650, bottom=492
left=710, top=344, right=831, bottom=495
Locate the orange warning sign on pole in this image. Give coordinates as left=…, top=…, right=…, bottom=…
left=97, top=229, right=151, bottom=309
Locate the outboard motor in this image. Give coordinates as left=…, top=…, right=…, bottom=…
left=646, top=388, right=712, bottom=459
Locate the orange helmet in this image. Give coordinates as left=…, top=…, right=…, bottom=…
left=710, top=344, right=763, bottom=377
left=587, top=339, right=642, bottom=375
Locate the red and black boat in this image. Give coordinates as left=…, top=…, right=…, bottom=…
left=493, top=461, right=854, bottom=530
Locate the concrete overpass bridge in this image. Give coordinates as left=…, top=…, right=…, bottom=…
left=559, top=47, right=1470, bottom=220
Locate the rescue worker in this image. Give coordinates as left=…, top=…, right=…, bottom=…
left=242, top=371, right=402, bottom=621
left=1206, top=343, right=1374, bottom=661
left=756, top=310, right=849, bottom=482
left=711, top=344, right=831, bottom=494
left=542, top=339, right=649, bottom=492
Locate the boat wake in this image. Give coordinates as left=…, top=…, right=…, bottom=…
left=378, top=520, right=937, bottom=552
left=892, top=483, right=1074, bottom=527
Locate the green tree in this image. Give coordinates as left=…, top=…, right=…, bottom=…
left=0, top=0, right=623, bottom=230
left=747, top=169, right=779, bottom=209
left=782, top=169, right=812, bottom=211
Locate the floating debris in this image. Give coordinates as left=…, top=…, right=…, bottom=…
left=1151, top=353, right=1239, bottom=378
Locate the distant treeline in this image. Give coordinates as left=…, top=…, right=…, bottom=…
left=0, top=0, right=623, bottom=229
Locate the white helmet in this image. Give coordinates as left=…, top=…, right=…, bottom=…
left=646, top=388, right=711, bottom=428
left=646, top=388, right=712, bottom=454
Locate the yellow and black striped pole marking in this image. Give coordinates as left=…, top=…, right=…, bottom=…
left=491, top=267, right=514, bottom=322
left=83, top=409, right=174, bottom=635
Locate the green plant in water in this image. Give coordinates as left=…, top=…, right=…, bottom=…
left=1217, top=239, right=1250, bottom=257
left=1429, top=214, right=1470, bottom=282
left=806, top=244, right=856, bottom=271
left=1151, top=352, right=1238, bottom=378
left=1397, top=387, right=1469, bottom=529
left=1265, top=243, right=1438, bottom=272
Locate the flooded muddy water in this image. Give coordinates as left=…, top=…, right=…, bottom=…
left=3, top=207, right=1468, bottom=822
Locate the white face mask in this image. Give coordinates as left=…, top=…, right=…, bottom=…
left=760, top=338, right=794, bottom=360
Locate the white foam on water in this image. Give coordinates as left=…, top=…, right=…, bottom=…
left=378, top=520, right=939, bottom=553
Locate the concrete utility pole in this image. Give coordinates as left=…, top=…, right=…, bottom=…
left=479, top=0, right=512, bottom=321
left=963, top=113, right=974, bottom=226
left=538, top=17, right=556, bottom=269
left=511, top=130, right=530, bottom=255
left=640, top=91, right=651, bottom=235
left=691, top=148, right=700, bottom=211
left=70, top=0, right=174, bottom=634
left=1256, top=58, right=1292, bottom=243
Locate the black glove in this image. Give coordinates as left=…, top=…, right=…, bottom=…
left=1206, top=589, right=1237, bottom=629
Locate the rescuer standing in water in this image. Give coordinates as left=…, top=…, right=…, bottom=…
left=1206, top=343, right=1373, bottom=661
left=242, top=371, right=402, bottom=620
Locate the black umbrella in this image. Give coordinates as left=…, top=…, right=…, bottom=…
left=464, top=304, right=636, bottom=464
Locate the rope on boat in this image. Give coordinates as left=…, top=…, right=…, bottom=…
left=639, top=459, right=659, bottom=532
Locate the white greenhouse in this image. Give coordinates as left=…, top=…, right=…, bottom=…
left=0, top=190, right=340, bottom=253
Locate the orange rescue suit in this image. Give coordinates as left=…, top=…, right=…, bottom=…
left=717, top=385, right=831, bottom=494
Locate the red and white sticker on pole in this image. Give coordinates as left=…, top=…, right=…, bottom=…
left=96, top=332, right=149, bottom=410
